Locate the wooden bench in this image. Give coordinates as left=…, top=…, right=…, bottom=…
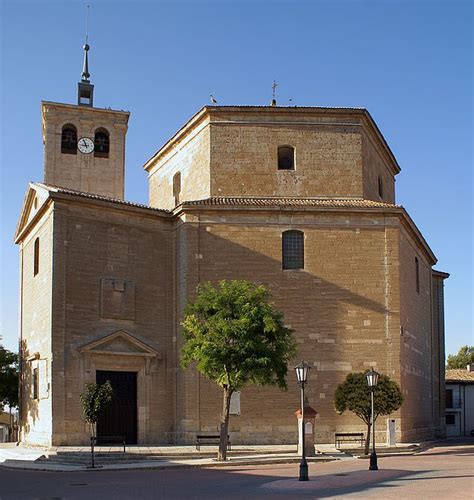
left=196, top=434, right=231, bottom=451
left=334, top=432, right=364, bottom=448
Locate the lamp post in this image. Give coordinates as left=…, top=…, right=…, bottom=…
left=295, top=360, right=310, bottom=481
left=366, top=367, right=379, bottom=471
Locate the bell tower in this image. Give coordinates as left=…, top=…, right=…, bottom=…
left=41, top=42, right=129, bottom=199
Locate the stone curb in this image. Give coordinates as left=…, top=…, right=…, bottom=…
left=0, top=455, right=340, bottom=473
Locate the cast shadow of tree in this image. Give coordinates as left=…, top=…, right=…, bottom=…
left=180, top=226, right=399, bottom=443
left=19, top=339, right=40, bottom=433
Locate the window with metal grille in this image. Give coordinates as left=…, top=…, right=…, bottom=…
left=278, top=146, right=295, bottom=170
left=94, top=128, right=110, bottom=158
left=282, top=230, right=304, bottom=270
left=61, top=124, right=77, bottom=154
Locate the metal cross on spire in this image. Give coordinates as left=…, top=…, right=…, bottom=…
left=271, top=80, right=278, bottom=106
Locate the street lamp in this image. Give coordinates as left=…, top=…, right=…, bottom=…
left=295, top=360, right=310, bottom=481
left=366, top=367, right=379, bottom=471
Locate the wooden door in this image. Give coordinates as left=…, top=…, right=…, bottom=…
left=96, top=370, right=138, bottom=444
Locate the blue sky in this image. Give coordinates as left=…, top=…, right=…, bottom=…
left=1, top=0, right=472, bottom=355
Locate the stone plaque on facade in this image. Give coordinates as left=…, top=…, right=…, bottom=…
left=100, top=278, right=136, bottom=320
left=230, top=391, right=241, bottom=415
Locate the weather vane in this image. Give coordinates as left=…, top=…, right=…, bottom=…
left=84, top=2, right=90, bottom=44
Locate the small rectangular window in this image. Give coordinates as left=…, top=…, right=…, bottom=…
left=445, top=389, right=453, bottom=408
left=446, top=414, right=456, bottom=425
left=415, top=257, right=420, bottom=293
left=278, top=146, right=295, bottom=170
left=33, top=367, right=39, bottom=400
left=34, top=238, right=40, bottom=276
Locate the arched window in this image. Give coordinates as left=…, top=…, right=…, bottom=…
left=415, top=257, right=420, bottom=293
left=94, top=128, right=110, bottom=158
left=378, top=176, right=384, bottom=199
left=278, top=146, right=295, bottom=170
left=282, top=230, right=304, bottom=270
left=173, top=171, right=182, bottom=206
left=34, top=237, right=40, bottom=276
left=61, top=124, right=77, bottom=155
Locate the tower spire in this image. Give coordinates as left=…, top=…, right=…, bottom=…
left=77, top=3, right=94, bottom=106
left=81, top=43, right=90, bottom=82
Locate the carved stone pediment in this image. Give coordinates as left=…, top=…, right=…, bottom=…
left=79, top=330, right=161, bottom=359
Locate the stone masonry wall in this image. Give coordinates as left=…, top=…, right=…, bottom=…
left=362, top=130, right=395, bottom=204
left=176, top=208, right=402, bottom=445
left=49, top=200, right=175, bottom=445
left=209, top=122, right=364, bottom=199
left=398, top=228, right=435, bottom=441
left=42, top=102, right=129, bottom=199
left=20, top=207, right=54, bottom=446
left=148, top=117, right=210, bottom=210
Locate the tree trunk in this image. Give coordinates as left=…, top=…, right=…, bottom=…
left=9, top=407, right=12, bottom=442
left=217, top=388, right=233, bottom=461
left=365, top=421, right=371, bottom=455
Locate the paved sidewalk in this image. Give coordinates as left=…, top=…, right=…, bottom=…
left=0, top=441, right=425, bottom=472
left=0, top=443, right=346, bottom=471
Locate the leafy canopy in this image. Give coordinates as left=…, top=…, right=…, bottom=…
left=0, top=346, right=19, bottom=411
left=446, top=346, right=474, bottom=370
left=180, top=280, right=297, bottom=392
left=79, top=381, right=113, bottom=425
left=334, top=371, right=403, bottom=425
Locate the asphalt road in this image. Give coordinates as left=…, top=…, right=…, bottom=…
left=0, top=441, right=472, bottom=499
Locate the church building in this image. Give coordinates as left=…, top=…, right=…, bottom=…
left=15, top=44, right=448, bottom=446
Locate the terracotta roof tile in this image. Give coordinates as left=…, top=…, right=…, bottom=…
left=445, top=369, right=474, bottom=383
left=181, top=197, right=399, bottom=209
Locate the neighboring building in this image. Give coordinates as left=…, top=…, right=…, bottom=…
left=445, top=365, right=474, bottom=437
left=15, top=44, right=449, bottom=447
left=0, top=411, right=16, bottom=443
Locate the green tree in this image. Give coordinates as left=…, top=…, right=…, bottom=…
left=334, top=371, right=403, bottom=454
left=79, top=381, right=113, bottom=439
left=0, top=346, right=19, bottom=435
left=181, top=280, right=297, bottom=461
left=446, top=346, right=474, bottom=369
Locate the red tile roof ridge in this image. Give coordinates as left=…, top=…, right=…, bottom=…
left=181, top=196, right=400, bottom=209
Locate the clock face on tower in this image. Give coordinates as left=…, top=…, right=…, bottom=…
left=77, top=137, right=94, bottom=154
